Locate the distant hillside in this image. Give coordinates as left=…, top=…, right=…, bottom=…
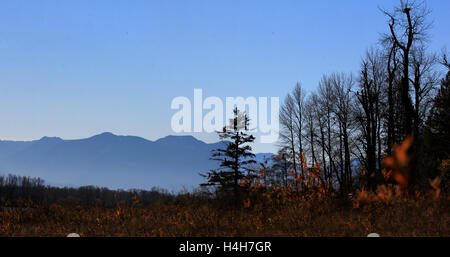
left=0, top=133, right=274, bottom=190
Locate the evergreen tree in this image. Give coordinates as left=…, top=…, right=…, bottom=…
left=429, top=70, right=450, bottom=153
left=421, top=67, right=450, bottom=189
left=200, top=107, right=256, bottom=205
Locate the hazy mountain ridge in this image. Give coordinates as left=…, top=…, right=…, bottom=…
left=0, top=133, right=274, bottom=190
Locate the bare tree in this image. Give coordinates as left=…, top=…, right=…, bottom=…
left=409, top=46, right=439, bottom=135
left=441, top=48, right=450, bottom=71
left=381, top=0, right=432, bottom=137
left=292, top=83, right=306, bottom=173
left=318, top=75, right=338, bottom=188
left=330, top=72, right=355, bottom=193
left=279, top=94, right=299, bottom=191
left=382, top=37, right=401, bottom=153
left=311, top=92, right=332, bottom=187
left=304, top=95, right=318, bottom=168
left=355, top=49, right=386, bottom=189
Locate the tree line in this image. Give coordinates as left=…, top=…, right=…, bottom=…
left=276, top=0, right=450, bottom=194
left=201, top=1, right=450, bottom=201
left=0, top=174, right=173, bottom=208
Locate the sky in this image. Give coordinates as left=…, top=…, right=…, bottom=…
left=0, top=0, right=449, bottom=153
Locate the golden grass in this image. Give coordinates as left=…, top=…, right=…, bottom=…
left=0, top=191, right=448, bottom=237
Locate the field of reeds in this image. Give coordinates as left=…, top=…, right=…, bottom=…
left=0, top=182, right=448, bottom=237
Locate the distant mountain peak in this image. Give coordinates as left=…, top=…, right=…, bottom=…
left=94, top=132, right=116, bottom=137
left=38, top=136, right=63, bottom=142
left=86, top=132, right=118, bottom=140
left=155, top=135, right=204, bottom=145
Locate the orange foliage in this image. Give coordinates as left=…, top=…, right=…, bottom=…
left=429, top=177, right=441, bottom=200
left=383, top=135, right=413, bottom=190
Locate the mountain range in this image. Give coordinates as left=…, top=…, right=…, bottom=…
left=0, top=132, right=274, bottom=191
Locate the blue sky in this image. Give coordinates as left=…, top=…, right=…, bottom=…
left=1, top=0, right=449, bottom=153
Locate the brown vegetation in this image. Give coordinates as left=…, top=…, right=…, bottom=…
left=0, top=188, right=447, bottom=237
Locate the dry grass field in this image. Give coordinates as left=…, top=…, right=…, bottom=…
left=1, top=185, right=448, bottom=237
